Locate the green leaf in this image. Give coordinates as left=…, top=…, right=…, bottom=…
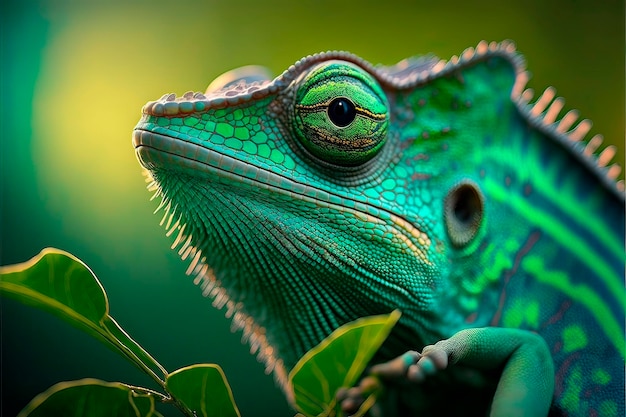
left=166, top=364, right=241, bottom=417
left=0, top=248, right=167, bottom=384
left=18, top=378, right=164, bottom=417
left=288, top=310, right=401, bottom=417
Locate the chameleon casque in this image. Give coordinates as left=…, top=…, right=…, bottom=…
left=133, top=41, right=625, bottom=416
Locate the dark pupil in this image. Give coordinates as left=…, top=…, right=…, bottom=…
left=327, top=97, right=356, bottom=127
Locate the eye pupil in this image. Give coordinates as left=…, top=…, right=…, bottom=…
left=327, top=97, right=356, bottom=127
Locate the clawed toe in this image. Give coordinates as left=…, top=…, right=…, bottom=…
left=336, top=375, right=382, bottom=415
left=337, top=385, right=365, bottom=413
left=407, top=346, right=449, bottom=382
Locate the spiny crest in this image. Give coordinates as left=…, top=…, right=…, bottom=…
left=144, top=171, right=290, bottom=389
left=514, top=80, right=624, bottom=195
left=375, top=40, right=524, bottom=88
left=378, top=39, right=623, bottom=197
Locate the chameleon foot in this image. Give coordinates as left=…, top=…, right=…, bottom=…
left=338, top=327, right=555, bottom=417
left=336, top=349, right=448, bottom=415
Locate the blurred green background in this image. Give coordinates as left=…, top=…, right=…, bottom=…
left=1, top=0, right=623, bottom=416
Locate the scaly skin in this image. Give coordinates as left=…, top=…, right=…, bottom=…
left=133, top=41, right=625, bottom=416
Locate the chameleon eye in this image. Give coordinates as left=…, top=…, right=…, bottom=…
left=293, top=61, right=389, bottom=166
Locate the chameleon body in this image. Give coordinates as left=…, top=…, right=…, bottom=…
left=133, top=41, right=625, bottom=416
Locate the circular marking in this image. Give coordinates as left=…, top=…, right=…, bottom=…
left=444, top=180, right=485, bottom=247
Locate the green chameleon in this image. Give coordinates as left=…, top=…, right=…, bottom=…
left=133, top=41, right=625, bottom=416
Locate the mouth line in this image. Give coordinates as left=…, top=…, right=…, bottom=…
left=133, top=128, right=432, bottom=265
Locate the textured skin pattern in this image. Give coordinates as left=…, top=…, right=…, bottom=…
left=133, top=41, right=625, bottom=415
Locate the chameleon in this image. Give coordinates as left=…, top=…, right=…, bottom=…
left=132, top=40, right=625, bottom=416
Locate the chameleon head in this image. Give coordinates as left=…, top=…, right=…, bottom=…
left=133, top=53, right=467, bottom=378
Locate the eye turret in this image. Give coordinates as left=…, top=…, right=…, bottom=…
left=293, top=61, right=389, bottom=166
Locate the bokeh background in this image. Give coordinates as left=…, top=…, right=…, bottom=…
left=1, top=1, right=624, bottom=416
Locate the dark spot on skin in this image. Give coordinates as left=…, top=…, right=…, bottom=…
left=412, top=153, right=429, bottom=162
left=412, top=173, right=431, bottom=181
left=523, top=183, right=532, bottom=196
left=465, top=312, right=478, bottom=323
